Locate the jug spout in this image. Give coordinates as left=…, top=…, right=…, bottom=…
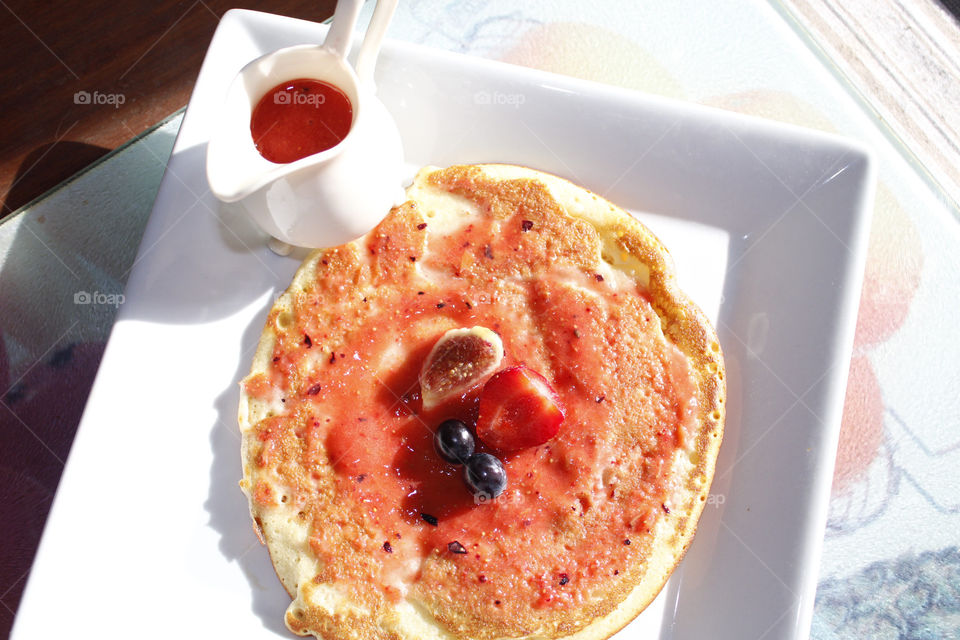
left=205, top=125, right=278, bottom=204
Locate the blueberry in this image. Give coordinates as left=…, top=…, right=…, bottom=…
left=464, top=453, right=507, bottom=501
left=434, top=419, right=475, bottom=465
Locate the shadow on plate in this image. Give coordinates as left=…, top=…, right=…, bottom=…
left=205, top=295, right=294, bottom=636
left=118, top=143, right=309, bottom=326
left=656, top=283, right=743, bottom=638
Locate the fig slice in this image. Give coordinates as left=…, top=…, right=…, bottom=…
left=420, top=327, right=504, bottom=410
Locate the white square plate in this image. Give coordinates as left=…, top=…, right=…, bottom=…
left=13, top=9, right=873, bottom=640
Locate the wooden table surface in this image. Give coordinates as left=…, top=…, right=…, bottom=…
left=0, top=0, right=336, bottom=217
left=779, top=0, right=960, bottom=212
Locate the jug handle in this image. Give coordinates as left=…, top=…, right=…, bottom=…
left=324, top=0, right=397, bottom=88
left=323, top=0, right=364, bottom=60
left=355, top=0, right=397, bottom=87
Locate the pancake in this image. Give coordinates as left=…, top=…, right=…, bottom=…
left=238, top=164, right=725, bottom=639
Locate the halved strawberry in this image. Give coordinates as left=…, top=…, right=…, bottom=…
left=476, top=365, right=565, bottom=452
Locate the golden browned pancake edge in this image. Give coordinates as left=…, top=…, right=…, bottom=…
left=238, top=164, right=725, bottom=640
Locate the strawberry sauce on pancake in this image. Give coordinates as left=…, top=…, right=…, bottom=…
left=239, top=165, right=725, bottom=640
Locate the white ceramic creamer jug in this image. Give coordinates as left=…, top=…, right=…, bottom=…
left=206, top=0, right=402, bottom=248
